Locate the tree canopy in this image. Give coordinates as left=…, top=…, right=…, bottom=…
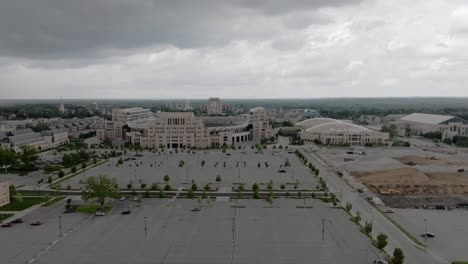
left=82, top=175, right=120, bottom=209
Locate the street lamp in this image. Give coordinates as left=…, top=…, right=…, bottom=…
left=58, top=215, right=62, bottom=238
left=144, top=216, right=148, bottom=238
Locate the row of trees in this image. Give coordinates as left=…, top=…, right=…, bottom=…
left=62, top=150, right=90, bottom=168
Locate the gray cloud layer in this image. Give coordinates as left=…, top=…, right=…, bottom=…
left=1, top=0, right=468, bottom=99
left=0, top=0, right=358, bottom=59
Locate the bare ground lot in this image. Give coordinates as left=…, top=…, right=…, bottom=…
left=315, top=145, right=468, bottom=208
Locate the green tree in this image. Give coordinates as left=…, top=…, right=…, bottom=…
left=163, top=175, right=170, bottom=182
left=201, top=160, right=206, bottom=167
left=179, top=160, right=185, bottom=167
left=204, top=184, right=211, bottom=191
left=280, top=184, right=285, bottom=190
left=58, top=170, right=65, bottom=178
left=345, top=202, right=352, bottom=212
left=71, top=166, right=77, bottom=173
left=0, top=147, right=17, bottom=173
left=191, top=183, right=198, bottom=191
left=151, top=182, right=159, bottom=190
left=252, top=183, right=259, bottom=191
left=215, top=175, right=221, bottom=182
left=253, top=189, right=259, bottom=199
left=19, top=145, right=38, bottom=170
left=376, top=233, right=388, bottom=250
left=392, top=248, right=405, bottom=264
left=66, top=184, right=72, bottom=190
left=187, top=189, right=195, bottom=199
left=364, top=220, right=373, bottom=235
left=81, top=163, right=86, bottom=169
left=81, top=175, right=120, bottom=210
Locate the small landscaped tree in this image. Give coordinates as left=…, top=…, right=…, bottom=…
left=82, top=163, right=86, bottom=169
left=376, top=233, right=388, bottom=250
left=71, top=166, right=77, bottom=173
left=82, top=174, right=120, bottom=210
left=163, top=175, right=170, bottom=182
left=215, top=175, right=221, bottom=182
left=201, top=160, right=206, bottom=167
left=257, top=162, right=261, bottom=168
left=253, top=189, right=259, bottom=199
left=179, top=160, right=185, bottom=167
left=58, top=170, right=65, bottom=178
left=280, top=184, right=285, bottom=190
left=164, top=184, right=171, bottom=191
left=364, top=220, right=373, bottom=235
left=191, top=183, right=198, bottom=191
left=151, top=183, right=159, bottom=190
left=204, top=184, right=211, bottom=191
left=252, top=183, right=259, bottom=191
left=127, top=183, right=133, bottom=189
left=392, top=248, right=405, bottom=264
left=140, top=183, right=147, bottom=189
left=345, top=202, right=352, bottom=212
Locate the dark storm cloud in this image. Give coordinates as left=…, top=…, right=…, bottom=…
left=0, top=0, right=361, bottom=59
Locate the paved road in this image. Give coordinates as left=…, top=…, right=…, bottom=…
left=300, top=148, right=446, bottom=264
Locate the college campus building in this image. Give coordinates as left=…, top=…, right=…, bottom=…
left=298, top=118, right=389, bottom=145
left=0, top=128, right=69, bottom=152
left=0, top=180, right=10, bottom=207
left=207, top=97, right=222, bottom=115
left=393, top=113, right=468, bottom=139
left=97, top=106, right=273, bottom=148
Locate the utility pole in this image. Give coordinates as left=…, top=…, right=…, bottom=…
left=144, top=217, right=148, bottom=238
left=134, top=167, right=137, bottom=183
left=322, top=218, right=325, bottom=241
left=58, top=215, right=62, bottom=238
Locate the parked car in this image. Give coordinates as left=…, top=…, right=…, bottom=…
left=458, top=168, right=465, bottom=172
left=95, top=211, right=106, bottom=216
left=385, top=209, right=395, bottom=213
left=119, top=196, right=126, bottom=201
left=1, top=222, right=13, bottom=228
left=121, top=210, right=131, bottom=215
left=12, top=218, right=24, bottom=224
left=191, top=207, right=201, bottom=212
left=421, top=232, right=435, bottom=238
left=373, top=260, right=388, bottom=264
left=30, top=221, right=43, bottom=226
left=132, top=196, right=139, bottom=201
left=336, top=171, right=343, bottom=176
left=278, top=169, right=287, bottom=173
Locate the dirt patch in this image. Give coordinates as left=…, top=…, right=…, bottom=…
left=394, top=155, right=466, bottom=166
left=350, top=168, right=468, bottom=207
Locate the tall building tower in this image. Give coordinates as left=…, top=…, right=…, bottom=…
left=207, top=97, right=222, bottom=115
left=58, top=98, right=66, bottom=114
left=250, top=107, right=273, bottom=141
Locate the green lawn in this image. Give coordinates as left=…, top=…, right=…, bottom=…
left=42, top=196, right=65, bottom=207
left=452, top=262, right=468, bottom=264
left=75, top=204, right=114, bottom=214
left=0, top=214, right=13, bottom=222
left=0, top=197, right=48, bottom=211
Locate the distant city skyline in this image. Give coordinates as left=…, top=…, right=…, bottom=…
left=1, top=0, right=468, bottom=99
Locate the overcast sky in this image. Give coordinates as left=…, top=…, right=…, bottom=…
left=1, top=0, right=468, bottom=99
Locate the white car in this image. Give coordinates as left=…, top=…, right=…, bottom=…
left=373, top=260, right=388, bottom=264
left=95, top=211, right=106, bottom=216
left=119, top=197, right=126, bottom=201
left=132, top=196, right=139, bottom=201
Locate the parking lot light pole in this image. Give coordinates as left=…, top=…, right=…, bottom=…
left=59, top=215, right=62, bottom=238
left=144, top=217, right=148, bottom=238
left=424, top=218, right=428, bottom=234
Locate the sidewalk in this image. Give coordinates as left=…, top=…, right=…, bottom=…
left=1, top=203, right=43, bottom=223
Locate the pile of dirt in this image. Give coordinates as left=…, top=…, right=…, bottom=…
left=350, top=168, right=468, bottom=196
left=394, top=155, right=466, bottom=166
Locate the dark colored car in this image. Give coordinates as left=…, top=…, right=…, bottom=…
left=192, top=207, right=201, bottom=212
left=1, top=222, right=13, bottom=228
left=458, top=168, right=465, bottom=172
left=278, top=169, right=287, bottom=173
left=30, top=221, right=43, bottom=226
left=121, top=210, right=131, bottom=215
left=421, top=232, right=435, bottom=238
left=12, top=218, right=23, bottom=224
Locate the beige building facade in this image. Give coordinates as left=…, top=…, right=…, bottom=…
left=250, top=107, right=273, bottom=141
left=207, top=98, right=222, bottom=115
left=0, top=180, right=10, bottom=207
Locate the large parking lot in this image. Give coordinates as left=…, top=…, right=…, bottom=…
left=62, top=149, right=318, bottom=191
left=0, top=198, right=382, bottom=264
left=390, top=208, right=468, bottom=263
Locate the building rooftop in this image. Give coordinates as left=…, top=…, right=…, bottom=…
left=399, top=113, right=455, bottom=125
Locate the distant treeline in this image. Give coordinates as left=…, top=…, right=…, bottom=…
left=2, top=97, right=468, bottom=120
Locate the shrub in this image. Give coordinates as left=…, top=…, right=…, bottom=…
left=280, top=184, right=285, bottom=190
left=392, top=248, right=404, bottom=264
left=141, top=183, right=147, bottom=189
left=151, top=183, right=159, bottom=190
left=364, top=220, right=373, bottom=235
left=376, top=233, right=388, bottom=250
left=71, top=166, right=77, bottom=173
left=187, top=189, right=195, bottom=199
left=66, top=184, right=72, bottom=190
left=163, top=175, right=170, bottom=182
left=204, top=184, right=211, bottom=191
left=127, top=183, right=133, bottom=189
left=345, top=202, right=352, bottom=212
left=253, top=189, right=259, bottom=199
left=58, top=170, right=65, bottom=178
left=191, top=183, right=198, bottom=191
left=252, top=183, right=259, bottom=191
left=164, top=184, right=171, bottom=191
left=215, top=175, right=221, bottom=182
left=159, top=189, right=165, bottom=198
left=48, top=176, right=53, bottom=184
